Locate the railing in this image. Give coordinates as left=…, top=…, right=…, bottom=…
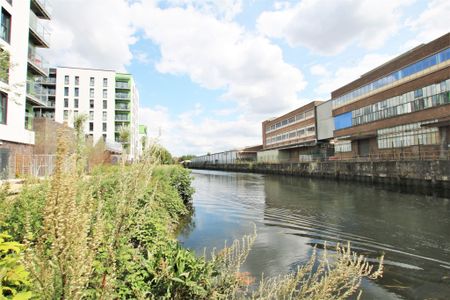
left=28, top=50, right=48, bottom=74
left=37, top=77, right=56, bottom=85
left=115, top=115, right=130, bottom=121
left=33, top=0, right=51, bottom=14
left=29, top=12, right=50, bottom=46
left=115, top=104, right=129, bottom=110
left=15, top=154, right=56, bottom=178
left=115, top=82, right=130, bottom=89
left=115, top=93, right=130, bottom=99
left=26, top=80, right=48, bottom=105
left=330, top=150, right=450, bottom=162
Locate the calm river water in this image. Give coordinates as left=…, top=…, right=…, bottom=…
left=178, top=170, right=450, bottom=299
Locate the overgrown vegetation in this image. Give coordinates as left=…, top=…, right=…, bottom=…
left=0, top=129, right=384, bottom=299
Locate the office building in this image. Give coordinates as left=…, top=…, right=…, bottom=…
left=332, top=33, right=450, bottom=159
left=0, top=0, right=51, bottom=177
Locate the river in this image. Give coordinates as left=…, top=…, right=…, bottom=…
left=178, top=169, right=450, bottom=299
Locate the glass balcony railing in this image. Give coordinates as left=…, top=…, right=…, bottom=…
left=116, top=82, right=130, bottom=89
left=36, top=77, right=56, bottom=85
left=32, top=0, right=51, bottom=18
left=115, top=104, right=130, bottom=110
left=115, top=115, right=130, bottom=121
left=26, top=80, right=48, bottom=106
left=115, top=93, right=130, bottom=99
left=29, top=12, right=50, bottom=47
left=28, top=49, right=48, bottom=75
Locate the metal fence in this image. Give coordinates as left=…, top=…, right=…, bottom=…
left=15, top=154, right=56, bottom=178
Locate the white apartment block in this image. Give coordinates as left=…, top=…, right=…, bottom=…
left=0, top=0, right=50, bottom=177
left=40, top=67, right=140, bottom=160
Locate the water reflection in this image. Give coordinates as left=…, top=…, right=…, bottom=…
left=179, top=170, right=450, bottom=299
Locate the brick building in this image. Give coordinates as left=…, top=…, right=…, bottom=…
left=259, top=101, right=324, bottom=163
left=332, top=33, right=450, bottom=159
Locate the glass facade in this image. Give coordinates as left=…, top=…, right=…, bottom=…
left=377, top=121, right=439, bottom=149
left=266, top=124, right=315, bottom=146
left=332, top=48, right=450, bottom=108
left=334, top=79, right=450, bottom=130
left=266, top=109, right=314, bottom=133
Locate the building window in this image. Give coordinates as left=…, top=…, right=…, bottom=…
left=63, top=110, right=68, bottom=121
left=102, top=133, right=107, bottom=140
left=75, top=76, right=79, bottom=86
left=0, top=92, right=7, bottom=124
left=103, top=78, right=108, bottom=87
left=74, top=110, right=78, bottom=119
left=90, top=88, right=94, bottom=98
left=64, top=87, right=69, bottom=96
left=89, top=122, right=94, bottom=132
left=335, top=140, right=352, bottom=153
left=0, top=8, right=11, bottom=43
left=90, top=77, right=94, bottom=86
left=377, top=121, right=439, bottom=149
left=102, top=122, right=107, bottom=132
left=103, top=100, right=107, bottom=109
left=102, top=111, right=107, bottom=121
left=74, top=98, right=79, bottom=108
left=89, top=111, right=94, bottom=121
left=64, top=98, right=68, bottom=108
left=103, top=89, right=107, bottom=98
left=74, top=87, right=79, bottom=97
left=64, top=75, right=69, bottom=85
left=90, top=99, right=94, bottom=109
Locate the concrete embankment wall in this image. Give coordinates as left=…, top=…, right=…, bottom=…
left=189, top=160, right=450, bottom=190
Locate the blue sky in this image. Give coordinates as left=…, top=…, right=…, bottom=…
left=45, top=0, right=449, bottom=156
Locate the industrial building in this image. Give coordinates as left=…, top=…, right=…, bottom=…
left=332, top=33, right=450, bottom=159
left=258, top=101, right=327, bottom=163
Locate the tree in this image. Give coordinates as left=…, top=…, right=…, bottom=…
left=149, top=144, right=173, bottom=164
left=118, top=126, right=130, bottom=154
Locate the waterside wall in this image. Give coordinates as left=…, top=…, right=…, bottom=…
left=188, top=160, right=450, bottom=190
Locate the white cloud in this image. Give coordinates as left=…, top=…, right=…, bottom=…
left=45, top=0, right=135, bottom=71
left=139, top=105, right=261, bottom=156
left=405, top=0, right=450, bottom=46
left=161, top=0, right=243, bottom=20
left=309, top=64, right=329, bottom=77
left=313, top=53, right=394, bottom=97
left=257, top=0, right=412, bottom=55
left=131, top=1, right=307, bottom=115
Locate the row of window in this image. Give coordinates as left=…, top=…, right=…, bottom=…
left=377, top=121, right=439, bottom=149
left=265, top=109, right=314, bottom=133
left=335, top=79, right=450, bottom=130
left=332, top=47, right=450, bottom=108
left=63, top=98, right=109, bottom=110
left=63, top=110, right=108, bottom=132
left=63, top=87, right=109, bottom=98
left=266, top=125, right=315, bottom=145
left=64, top=75, right=108, bottom=87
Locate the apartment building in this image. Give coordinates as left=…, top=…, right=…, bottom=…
left=332, top=33, right=450, bottom=159
left=34, top=67, right=140, bottom=160
left=0, top=0, right=51, bottom=177
left=258, top=101, right=323, bottom=163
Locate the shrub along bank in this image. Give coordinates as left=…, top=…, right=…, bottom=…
left=0, top=133, right=384, bottom=299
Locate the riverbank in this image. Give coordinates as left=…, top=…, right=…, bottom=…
left=188, top=160, right=450, bottom=191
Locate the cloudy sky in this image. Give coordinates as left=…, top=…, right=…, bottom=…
left=42, top=0, right=450, bottom=156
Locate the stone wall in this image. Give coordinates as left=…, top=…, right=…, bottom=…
left=189, top=160, right=450, bottom=191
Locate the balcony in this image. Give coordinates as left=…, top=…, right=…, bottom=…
left=26, top=80, right=48, bottom=106
left=28, top=50, right=48, bottom=76
left=115, top=82, right=130, bottom=89
left=30, top=0, right=51, bottom=20
left=36, top=76, right=56, bottom=85
left=115, top=115, right=130, bottom=122
left=115, top=93, right=130, bottom=100
left=115, top=104, right=130, bottom=111
left=29, top=12, right=50, bottom=48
